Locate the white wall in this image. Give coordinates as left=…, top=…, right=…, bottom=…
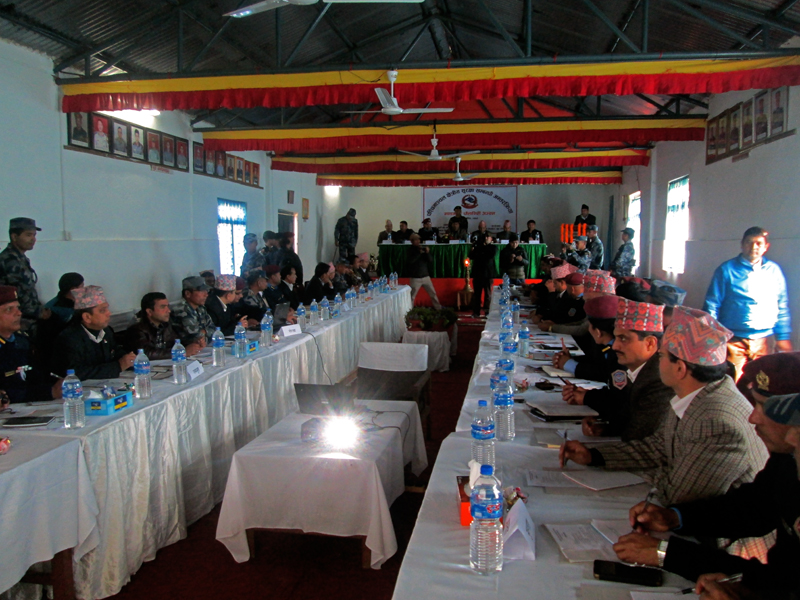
left=621, top=86, right=800, bottom=345
left=332, top=184, right=615, bottom=257
left=0, top=39, right=322, bottom=313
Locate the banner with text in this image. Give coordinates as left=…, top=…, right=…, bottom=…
left=423, top=186, right=518, bottom=235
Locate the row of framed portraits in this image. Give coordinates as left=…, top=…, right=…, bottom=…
left=706, top=87, right=790, bottom=164
left=66, top=112, right=261, bottom=186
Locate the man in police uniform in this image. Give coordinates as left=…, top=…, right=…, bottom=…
left=240, top=233, right=265, bottom=277
left=563, top=236, right=592, bottom=273
left=0, top=286, right=59, bottom=405
left=610, top=227, right=637, bottom=278
left=0, top=218, right=51, bottom=328
left=334, top=209, right=359, bottom=261
left=586, top=225, right=604, bottom=269
left=448, top=206, right=469, bottom=236
left=171, top=276, right=215, bottom=346
left=260, top=231, right=282, bottom=267
left=418, top=218, right=438, bottom=242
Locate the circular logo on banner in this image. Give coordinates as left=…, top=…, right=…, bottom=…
left=461, top=195, right=478, bottom=209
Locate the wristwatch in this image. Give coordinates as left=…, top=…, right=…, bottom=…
left=656, top=539, right=668, bottom=568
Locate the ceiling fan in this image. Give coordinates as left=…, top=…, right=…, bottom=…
left=341, top=70, right=454, bottom=116
left=225, top=0, right=422, bottom=18
left=398, top=131, right=480, bottom=161
left=452, top=156, right=482, bottom=182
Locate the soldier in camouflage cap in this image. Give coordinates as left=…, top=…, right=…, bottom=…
left=610, top=227, right=637, bottom=278
left=170, top=276, right=215, bottom=346
left=0, top=218, right=51, bottom=326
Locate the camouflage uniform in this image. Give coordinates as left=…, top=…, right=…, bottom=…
left=610, top=241, right=636, bottom=277
left=587, top=237, right=604, bottom=270
left=240, top=250, right=265, bottom=277
left=0, top=244, right=42, bottom=319
left=170, top=299, right=215, bottom=345
left=334, top=215, right=359, bottom=261
left=260, top=246, right=281, bottom=268
left=562, top=248, right=592, bottom=274
left=332, top=273, right=350, bottom=295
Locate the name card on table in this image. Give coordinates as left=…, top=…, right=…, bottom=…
left=380, top=240, right=393, bottom=245
left=503, top=500, right=536, bottom=561
left=279, top=324, right=302, bottom=337
left=403, top=240, right=412, bottom=244
left=186, top=360, right=204, bottom=381
left=342, top=303, right=352, bottom=312
left=498, top=239, right=509, bottom=244
left=449, top=240, right=462, bottom=244
left=424, top=240, right=437, bottom=245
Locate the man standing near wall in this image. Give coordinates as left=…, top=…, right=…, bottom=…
left=704, top=226, right=792, bottom=380
left=586, top=225, right=604, bottom=269
left=334, top=208, right=358, bottom=261
left=0, top=217, right=50, bottom=329
left=574, top=204, right=596, bottom=227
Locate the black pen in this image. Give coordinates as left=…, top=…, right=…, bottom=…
left=679, top=573, right=743, bottom=595
left=633, top=488, right=657, bottom=533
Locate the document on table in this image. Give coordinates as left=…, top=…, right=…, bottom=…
left=562, top=470, right=645, bottom=491
left=630, top=591, right=685, bottom=599
left=544, top=523, right=618, bottom=563
left=526, top=400, right=599, bottom=421
left=555, top=429, right=622, bottom=444
left=591, top=519, right=632, bottom=544
left=526, top=470, right=583, bottom=488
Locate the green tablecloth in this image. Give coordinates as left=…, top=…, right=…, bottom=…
left=378, top=243, right=548, bottom=279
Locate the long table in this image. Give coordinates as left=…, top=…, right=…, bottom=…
left=378, top=243, right=547, bottom=279
left=3, top=287, right=412, bottom=600
left=393, top=289, right=693, bottom=599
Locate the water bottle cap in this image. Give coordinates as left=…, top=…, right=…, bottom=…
left=138, top=349, right=144, bottom=354
left=478, top=400, right=487, bottom=407
left=66, top=369, right=75, bottom=376
left=174, top=339, right=180, bottom=343
left=498, top=374, right=508, bottom=382
left=480, top=465, right=494, bottom=476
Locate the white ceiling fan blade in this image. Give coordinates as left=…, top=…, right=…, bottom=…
left=442, top=150, right=480, bottom=159
left=225, top=0, right=296, bottom=17
left=397, top=150, right=430, bottom=158
left=374, top=88, right=398, bottom=110
left=398, top=108, right=454, bottom=114
left=340, top=110, right=383, bottom=113
left=461, top=173, right=482, bottom=180
left=325, top=0, right=423, bottom=3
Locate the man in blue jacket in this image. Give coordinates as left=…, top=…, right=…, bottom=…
left=704, top=226, right=792, bottom=381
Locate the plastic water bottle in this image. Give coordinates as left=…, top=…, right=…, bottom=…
left=333, top=293, right=343, bottom=318
left=518, top=321, right=531, bottom=358
left=234, top=323, right=247, bottom=358
left=296, top=304, right=306, bottom=331
left=511, top=298, right=520, bottom=328
left=309, top=300, right=319, bottom=326
left=367, top=281, right=374, bottom=301
left=358, top=284, right=366, bottom=304
left=260, top=312, right=273, bottom=347
left=499, top=309, right=514, bottom=344
left=471, top=400, right=496, bottom=468
left=489, top=361, right=505, bottom=396
left=320, top=297, right=330, bottom=321
left=172, top=339, right=188, bottom=384
left=501, top=337, right=517, bottom=377
left=133, top=349, right=152, bottom=399
left=62, top=369, right=85, bottom=429
left=212, top=327, right=226, bottom=367
left=493, top=374, right=516, bottom=441
left=470, top=465, right=504, bottom=575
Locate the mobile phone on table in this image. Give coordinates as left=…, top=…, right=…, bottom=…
left=593, top=560, right=663, bottom=587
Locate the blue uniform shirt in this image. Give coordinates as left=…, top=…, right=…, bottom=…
left=703, top=255, right=791, bottom=341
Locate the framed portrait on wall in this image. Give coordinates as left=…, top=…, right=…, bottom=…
left=205, top=149, right=215, bottom=175
left=131, top=127, right=145, bottom=160
left=705, top=117, right=717, bottom=163
left=146, top=131, right=161, bottom=164
left=302, top=197, right=309, bottom=221
left=175, top=139, right=189, bottom=170
left=252, top=164, right=260, bottom=186
left=727, top=104, right=741, bottom=154
left=244, top=161, right=252, bottom=184
left=68, top=112, right=89, bottom=148
left=716, top=110, right=728, bottom=158
left=162, top=135, right=175, bottom=167
left=91, top=114, right=110, bottom=153
left=193, top=142, right=204, bottom=172
left=771, top=86, right=788, bottom=136
left=741, top=98, right=754, bottom=149
left=111, top=121, right=128, bottom=157
left=754, top=90, right=770, bottom=142
left=226, top=155, right=235, bottom=180
left=215, top=151, right=226, bottom=177
left=236, top=158, right=244, bottom=182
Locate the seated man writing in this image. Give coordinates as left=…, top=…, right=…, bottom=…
left=53, top=285, right=135, bottom=380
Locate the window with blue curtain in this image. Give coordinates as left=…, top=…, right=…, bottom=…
left=663, top=176, right=690, bottom=274
left=217, top=199, right=247, bottom=275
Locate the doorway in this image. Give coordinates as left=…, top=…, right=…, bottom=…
left=278, top=210, right=298, bottom=252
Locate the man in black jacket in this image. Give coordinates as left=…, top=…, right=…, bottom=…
left=612, top=352, right=800, bottom=597
left=304, top=262, right=337, bottom=305
left=53, top=285, right=135, bottom=380
left=407, top=234, right=442, bottom=309
left=205, top=275, right=247, bottom=336
left=469, top=232, right=496, bottom=318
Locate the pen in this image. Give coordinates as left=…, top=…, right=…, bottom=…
left=633, top=488, right=658, bottom=533
left=679, top=573, right=743, bottom=595
left=562, top=430, right=569, bottom=468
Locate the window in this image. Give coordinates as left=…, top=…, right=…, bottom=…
left=663, top=176, right=690, bottom=273
left=217, top=199, right=247, bottom=275
left=626, top=192, right=642, bottom=276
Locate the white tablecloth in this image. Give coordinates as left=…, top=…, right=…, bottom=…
left=4, top=287, right=411, bottom=599
left=0, top=434, right=99, bottom=595
left=216, top=400, right=427, bottom=568
left=402, top=327, right=456, bottom=372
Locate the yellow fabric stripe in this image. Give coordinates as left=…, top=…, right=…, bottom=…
left=273, top=149, right=648, bottom=165
left=62, top=56, right=800, bottom=95
left=318, top=171, right=621, bottom=181
left=205, top=119, right=701, bottom=141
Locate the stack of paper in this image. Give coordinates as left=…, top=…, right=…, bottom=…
left=562, top=470, right=645, bottom=491
left=526, top=400, right=599, bottom=421
left=544, top=523, right=618, bottom=562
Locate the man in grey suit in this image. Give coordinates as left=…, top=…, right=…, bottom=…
left=561, top=306, right=768, bottom=507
